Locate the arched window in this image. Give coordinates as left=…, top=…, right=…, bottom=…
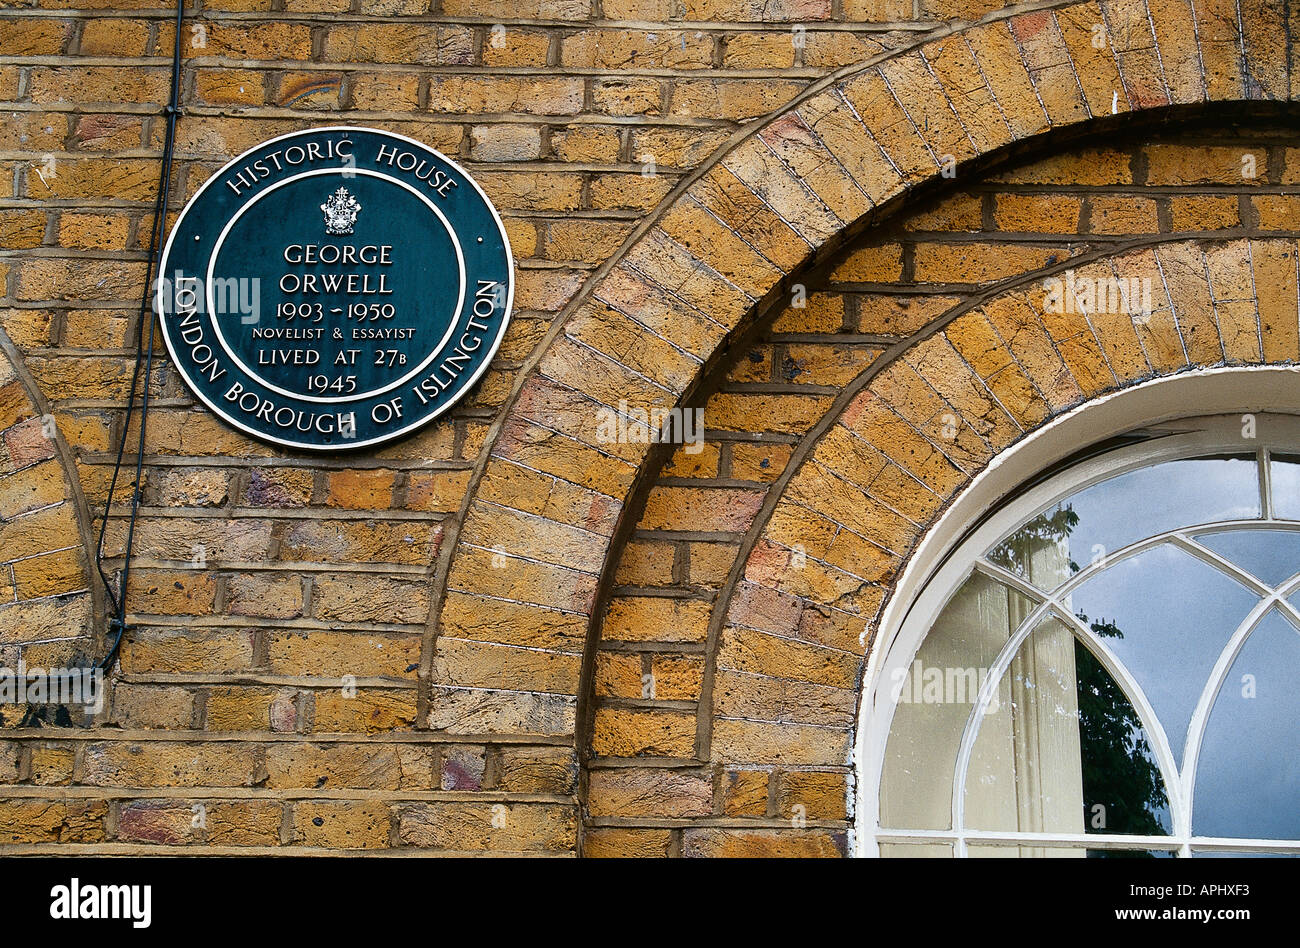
left=862, top=414, right=1300, bottom=857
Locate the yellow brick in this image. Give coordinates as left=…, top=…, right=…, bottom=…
left=912, top=242, right=1075, bottom=283
left=855, top=293, right=961, bottom=335
left=905, top=192, right=983, bottom=231
left=57, top=212, right=128, bottom=250
left=613, top=540, right=676, bottom=587
left=604, top=596, right=711, bottom=643
left=992, top=148, right=1132, bottom=185
left=704, top=392, right=831, bottom=435
left=993, top=193, right=1081, bottom=232
left=584, top=827, right=672, bottom=857
left=594, top=652, right=643, bottom=698
left=722, top=32, right=796, bottom=69
left=482, top=28, right=551, bottom=67
left=650, top=655, right=703, bottom=700
left=828, top=243, right=903, bottom=282
left=405, top=468, right=471, bottom=513
left=294, top=800, right=390, bottom=849
left=729, top=442, right=792, bottom=482
left=195, top=69, right=265, bottom=105
left=778, top=770, right=847, bottom=819
left=1087, top=195, right=1159, bottom=234
left=686, top=541, right=736, bottom=586
left=551, top=125, right=622, bottom=163
left=722, top=769, right=769, bottom=816
left=1144, top=144, right=1264, bottom=186
left=1252, top=194, right=1300, bottom=230
left=1170, top=194, right=1240, bottom=230
left=324, top=468, right=396, bottom=508
left=205, top=687, right=276, bottom=730
left=591, top=707, right=696, bottom=757
left=0, top=18, right=71, bottom=55
left=0, top=210, right=45, bottom=249
left=661, top=441, right=719, bottom=478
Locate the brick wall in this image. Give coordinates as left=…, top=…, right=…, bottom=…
left=585, top=129, right=1300, bottom=855
left=0, top=0, right=995, bottom=852
left=0, top=339, right=98, bottom=692
left=0, top=0, right=1294, bottom=853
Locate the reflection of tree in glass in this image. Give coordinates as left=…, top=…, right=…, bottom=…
left=989, top=501, right=1170, bottom=855
left=1074, top=614, right=1169, bottom=857
left=988, top=504, right=1082, bottom=575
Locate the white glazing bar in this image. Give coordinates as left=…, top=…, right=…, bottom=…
left=1172, top=534, right=1274, bottom=597
left=873, top=438, right=1300, bottom=857
left=954, top=560, right=1188, bottom=848
left=1178, top=570, right=1300, bottom=839
left=1259, top=447, right=1274, bottom=520
left=1053, top=604, right=1188, bottom=841
left=947, top=563, right=1054, bottom=850
left=876, top=829, right=1299, bottom=853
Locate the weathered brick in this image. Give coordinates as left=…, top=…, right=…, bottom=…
left=583, top=827, right=673, bottom=857
left=81, top=742, right=260, bottom=788
left=398, top=802, right=576, bottom=852
left=591, top=707, right=696, bottom=757
left=587, top=767, right=712, bottom=817
left=682, top=827, right=845, bottom=856
left=293, top=800, right=391, bottom=849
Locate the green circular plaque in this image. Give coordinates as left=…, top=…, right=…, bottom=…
left=156, top=126, right=513, bottom=451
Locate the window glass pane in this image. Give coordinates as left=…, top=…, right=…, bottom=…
left=1069, top=544, right=1259, bottom=762
left=1193, top=610, right=1300, bottom=840
left=1194, top=528, right=1300, bottom=588
left=964, top=618, right=1171, bottom=838
left=970, top=844, right=1174, bottom=856
left=964, top=617, right=1087, bottom=836
left=879, top=570, right=1038, bottom=830
left=880, top=439, right=1300, bottom=857
left=1192, top=850, right=1298, bottom=857
left=1074, top=638, right=1172, bottom=837
left=877, top=843, right=952, bottom=857
left=987, top=506, right=1079, bottom=589
left=989, top=456, right=1261, bottom=590
left=970, top=844, right=1084, bottom=857
left=1271, top=455, right=1300, bottom=521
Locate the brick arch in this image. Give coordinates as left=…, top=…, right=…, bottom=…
left=695, top=234, right=1298, bottom=848
left=0, top=330, right=101, bottom=706
left=434, top=1, right=1291, bottom=739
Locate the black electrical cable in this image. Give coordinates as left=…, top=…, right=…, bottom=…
left=92, top=0, right=186, bottom=673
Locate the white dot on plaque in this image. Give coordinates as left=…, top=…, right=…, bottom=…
left=477, top=236, right=483, bottom=243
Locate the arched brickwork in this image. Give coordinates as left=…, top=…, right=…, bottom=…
left=582, top=102, right=1300, bottom=851
left=438, top=0, right=1294, bottom=744
left=584, top=234, right=1300, bottom=854
left=0, top=329, right=100, bottom=714
left=716, top=234, right=1293, bottom=827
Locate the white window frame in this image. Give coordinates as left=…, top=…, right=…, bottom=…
left=856, top=366, right=1300, bottom=857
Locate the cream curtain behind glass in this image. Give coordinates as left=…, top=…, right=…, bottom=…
left=880, top=534, right=1085, bottom=855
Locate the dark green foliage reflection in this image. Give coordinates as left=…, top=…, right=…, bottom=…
left=1073, top=619, right=1171, bottom=855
